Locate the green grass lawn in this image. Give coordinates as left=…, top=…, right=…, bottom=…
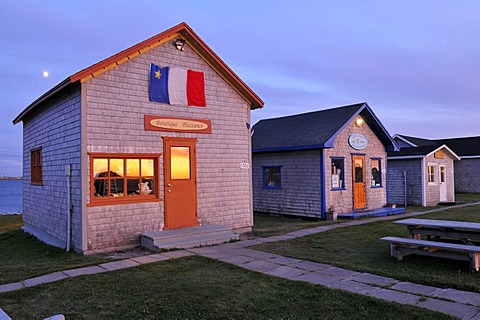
left=2, top=196, right=479, bottom=318
left=456, top=193, right=480, bottom=204
left=250, top=194, right=480, bottom=238
left=253, top=202, right=480, bottom=292
left=0, top=215, right=112, bottom=285
left=249, top=213, right=336, bottom=238
left=0, top=256, right=454, bottom=320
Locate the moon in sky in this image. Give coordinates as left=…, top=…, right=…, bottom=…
left=43, top=71, right=49, bottom=78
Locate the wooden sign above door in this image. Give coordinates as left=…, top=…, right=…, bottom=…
left=144, top=115, right=212, bottom=134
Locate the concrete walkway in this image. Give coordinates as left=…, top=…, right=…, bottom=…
left=2, top=202, right=480, bottom=319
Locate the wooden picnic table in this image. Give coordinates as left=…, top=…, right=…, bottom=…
left=393, top=218, right=480, bottom=245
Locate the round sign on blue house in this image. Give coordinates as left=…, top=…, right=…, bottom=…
left=349, top=133, right=368, bottom=150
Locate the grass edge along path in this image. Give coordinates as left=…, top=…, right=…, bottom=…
left=0, top=256, right=455, bottom=320
left=252, top=201, right=480, bottom=293
left=0, top=215, right=114, bottom=285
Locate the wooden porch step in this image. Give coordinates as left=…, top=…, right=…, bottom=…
left=141, top=224, right=239, bottom=250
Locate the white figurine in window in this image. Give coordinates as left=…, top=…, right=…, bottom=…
left=139, top=181, right=151, bottom=195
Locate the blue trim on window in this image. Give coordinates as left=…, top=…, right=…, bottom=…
left=262, top=166, right=282, bottom=189
left=330, top=156, right=345, bottom=190
left=370, top=157, right=382, bottom=188
left=320, top=149, right=326, bottom=219
left=385, top=166, right=389, bottom=203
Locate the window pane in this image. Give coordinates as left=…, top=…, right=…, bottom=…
left=331, top=159, right=343, bottom=188
left=109, top=178, right=124, bottom=197
left=139, top=178, right=154, bottom=195
left=93, top=159, right=108, bottom=177
left=428, top=166, right=435, bottom=183
left=354, top=158, right=364, bottom=183
left=371, top=159, right=381, bottom=186
left=127, top=179, right=140, bottom=196
left=141, top=159, right=154, bottom=177
left=126, top=159, right=140, bottom=177
left=440, top=166, right=445, bottom=183
left=171, top=147, right=190, bottom=180
left=110, top=159, right=124, bottom=177
left=264, top=167, right=281, bottom=187
left=94, top=179, right=107, bottom=197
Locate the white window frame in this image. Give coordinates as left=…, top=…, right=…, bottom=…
left=427, top=163, right=437, bottom=185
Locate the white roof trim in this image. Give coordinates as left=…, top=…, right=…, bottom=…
left=393, top=134, right=418, bottom=147
left=460, top=155, right=480, bottom=159
left=426, top=144, right=461, bottom=161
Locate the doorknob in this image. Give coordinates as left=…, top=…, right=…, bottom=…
left=167, top=190, right=171, bottom=193
left=167, top=184, right=172, bottom=187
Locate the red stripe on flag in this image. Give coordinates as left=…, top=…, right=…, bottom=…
left=187, top=70, right=206, bottom=107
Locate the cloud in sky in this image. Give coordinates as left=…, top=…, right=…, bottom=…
left=1, top=0, right=479, bottom=176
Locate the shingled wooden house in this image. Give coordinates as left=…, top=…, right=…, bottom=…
left=387, top=136, right=460, bottom=207
left=394, top=135, right=480, bottom=194
left=13, top=22, right=263, bottom=253
left=252, top=103, right=399, bottom=219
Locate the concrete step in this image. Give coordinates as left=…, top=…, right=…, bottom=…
left=141, top=224, right=239, bottom=250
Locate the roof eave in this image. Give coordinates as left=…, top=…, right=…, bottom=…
left=15, top=22, right=264, bottom=125
left=253, top=144, right=327, bottom=153
left=393, top=134, right=418, bottom=147
left=387, top=155, right=424, bottom=160
left=70, top=22, right=264, bottom=110
left=178, top=26, right=264, bottom=110
left=324, top=102, right=399, bottom=151
left=12, top=78, right=71, bottom=125
left=427, top=144, right=461, bottom=161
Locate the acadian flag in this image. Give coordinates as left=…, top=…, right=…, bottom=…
left=149, top=63, right=206, bottom=107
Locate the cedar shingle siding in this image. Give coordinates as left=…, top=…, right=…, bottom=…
left=253, top=150, right=322, bottom=217
left=454, top=159, right=480, bottom=193
left=22, top=84, right=82, bottom=250
left=387, top=160, right=422, bottom=206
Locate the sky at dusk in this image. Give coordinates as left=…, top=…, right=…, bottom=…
left=1, top=1, right=479, bottom=176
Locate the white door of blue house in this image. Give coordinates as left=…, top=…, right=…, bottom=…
left=439, top=165, right=447, bottom=202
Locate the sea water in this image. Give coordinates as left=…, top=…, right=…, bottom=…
left=0, top=180, right=22, bottom=214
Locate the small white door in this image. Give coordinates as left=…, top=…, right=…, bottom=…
left=439, top=165, right=447, bottom=202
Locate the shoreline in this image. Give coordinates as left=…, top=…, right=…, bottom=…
left=0, top=212, right=22, bottom=215
left=0, top=177, right=22, bottom=181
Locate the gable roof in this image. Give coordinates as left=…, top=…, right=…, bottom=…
left=387, top=144, right=460, bottom=161
left=252, top=102, right=399, bottom=153
left=393, top=134, right=436, bottom=147
left=13, top=22, right=263, bottom=124
left=394, top=134, right=480, bottom=157
left=435, top=136, right=480, bottom=157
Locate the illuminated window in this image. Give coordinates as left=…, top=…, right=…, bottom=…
left=428, top=165, right=436, bottom=184
left=170, top=147, right=190, bottom=180
left=263, top=166, right=281, bottom=189
left=331, top=157, right=344, bottom=189
left=31, top=148, right=42, bottom=185
left=371, top=159, right=382, bottom=187
left=90, top=154, right=159, bottom=206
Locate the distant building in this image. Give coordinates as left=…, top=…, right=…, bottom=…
left=394, top=135, right=479, bottom=194
left=252, top=103, right=398, bottom=218
left=387, top=138, right=460, bottom=206
left=13, top=23, right=263, bottom=253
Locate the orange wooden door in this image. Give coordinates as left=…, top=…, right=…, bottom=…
left=353, top=155, right=366, bottom=209
left=164, top=138, right=198, bottom=229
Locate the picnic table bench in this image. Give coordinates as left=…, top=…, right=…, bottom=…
left=380, top=236, right=480, bottom=272
left=393, top=218, right=480, bottom=244
left=381, top=219, right=480, bottom=272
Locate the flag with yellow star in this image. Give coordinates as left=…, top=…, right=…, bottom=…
left=149, top=63, right=206, bottom=107
left=149, top=63, right=169, bottom=104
